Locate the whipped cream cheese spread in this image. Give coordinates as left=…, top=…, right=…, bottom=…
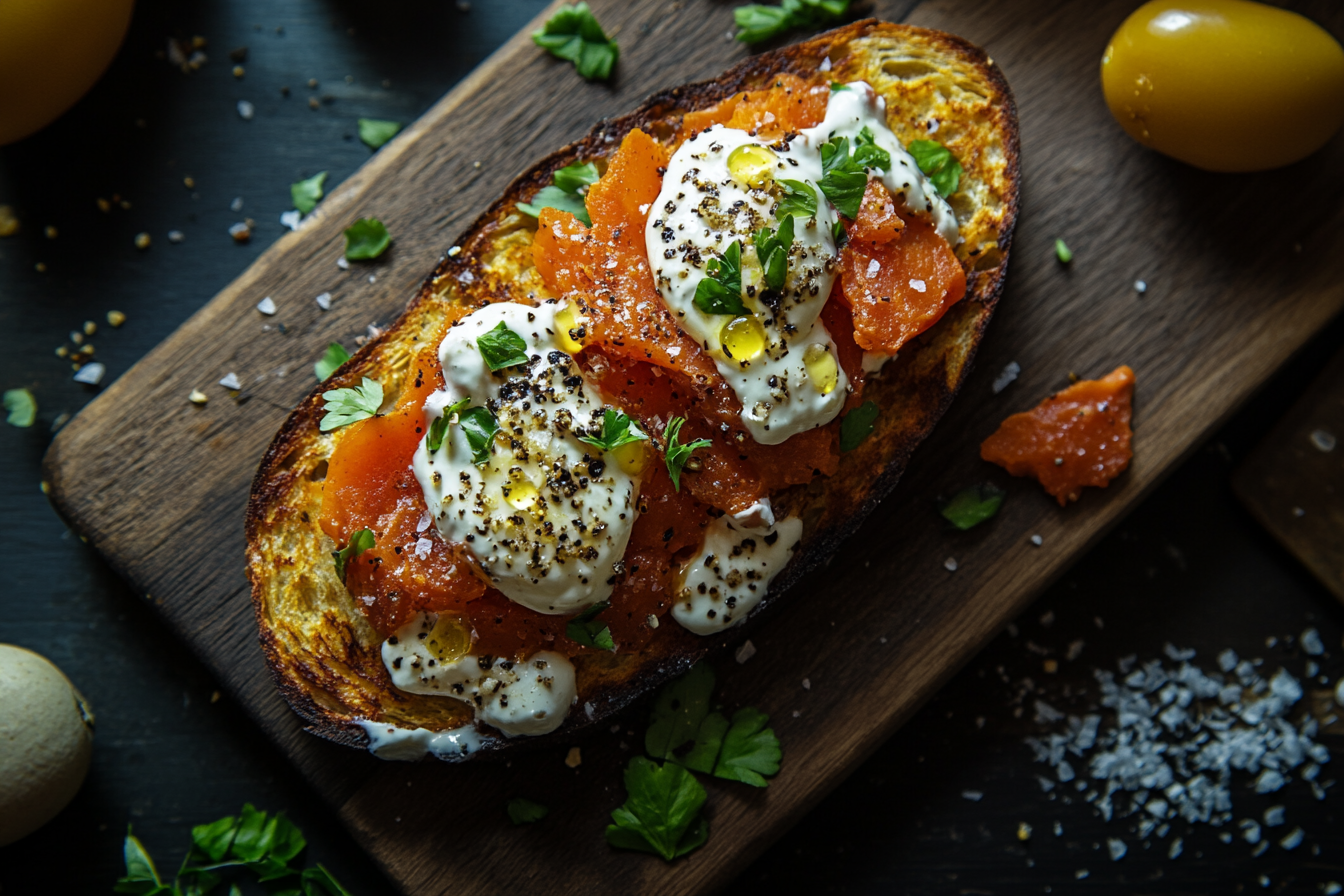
left=412, top=301, right=641, bottom=615
left=356, top=718, right=483, bottom=760
left=672, top=514, right=803, bottom=635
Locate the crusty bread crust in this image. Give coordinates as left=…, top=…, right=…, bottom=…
left=246, top=20, right=1020, bottom=758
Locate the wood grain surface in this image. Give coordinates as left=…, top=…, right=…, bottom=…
left=1235, top=343, right=1344, bottom=601
left=41, top=0, right=1344, bottom=893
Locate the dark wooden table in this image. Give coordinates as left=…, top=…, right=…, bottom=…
left=1, top=1, right=1340, bottom=893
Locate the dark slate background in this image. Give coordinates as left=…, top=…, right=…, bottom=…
left=0, top=1, right=1341, bottom=893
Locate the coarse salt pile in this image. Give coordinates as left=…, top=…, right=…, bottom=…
left=1027, top=645, right=1333, bottom=852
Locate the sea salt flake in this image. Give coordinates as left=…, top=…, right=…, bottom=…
left=237, top=100, right=255, bottom=120
left=1254, top=770, right=1285, bottom=793
left=167, top=230, right=185, bottom=243
left=961, top=790, right=983, bottom=801
left=280, top=210, right=302, bottom=231
left=819, top=56, right=832, bottom=72
left=866, top=259, right=881, bottom=276
left=1301, top=628, right=1325, bottom=656
left=1107, top=838, right=1127, bottom=861
left=1134, top=279, right=1147, bottom=293
left=256, top=296, right=277, bottom=315
left=1075, top=870, right=1089, bottom=880
left=219, top=372, right=242, bottom=390
left=1168, top=837, right=1183, bottom=859
left=1067, top=640, right=1085, bottom=661
left=1030, top=534, right=1044, bottom=546
left=337, top=257, right=350, bottom=270
left=1164, top=643, right=1196, bottom=662
left=1217, top=649, right=1239, bottom=672
left=801, top=677, right=811, bottom=690
left=944, top=557, right=958, bottom=571
left=1264, top=805, right=1286, bottom=827
left=1279, top=827, right=1304, bottom=850
left=73, top=363, right=105, bottom=385
left=1310, top=429, right=1337, bottom=452
left=1239, top=818, right=1262, bottom=843
left=230, top=197, right=244, bottom=212
left=909, top=278, right=927, bottom=293
left=735, top=640, right=757, bottom=664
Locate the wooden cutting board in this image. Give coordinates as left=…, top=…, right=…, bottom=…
left=42, top=0, right=1344, bottom=892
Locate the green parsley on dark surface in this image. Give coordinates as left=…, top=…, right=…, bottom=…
left=506, top=798, right=550, bottom=825
left=320, top=377, right=383, bottom=431
left=578, top=408, right=647, bottom=453
left=458, top=406, right=500, bottom=465
left=290, top=171, right=327, bottom=216
left=3, top=387, right=36, bottom=427
left=516, top=161, right=600, bottom=226
left=566, top=600, right=616, bottom=651
left=476, top=320, right=530, bottom=371
left=357, top=118, right=404, bottom=150
left=818, top=131, right=891, bottom=218
left=313, top=342, right=350, bottom=382
left=605, top=757, right=709, bottom=861
left=115, top=805, right=351, bottom=896
left=907, top=139, right=963, bottom=197
left=332, top=529, right=375, bottom=584
left=645, top=661, right=716, bottom=762
left=712, top=707, right=782, bottom=787
left=1055, top=238, right=1073, bottom=264
left=839, top=399, right=879, bottom=452
left=939, top=483, right=1006, bottom=531
left=753, top=214, right=795, bottom=293
left=733, top=0, right=849, bottom=45
left=426, top=397, right=471, bottom=453
left=532, top=2, right=619, bottom=81
left=662, top=417, right=711, bottom=491
left=342, top=217, right=391, bottom=260
left=692, top=241, right=747, bottom=315
left=776, top=178, right=818, bottom=219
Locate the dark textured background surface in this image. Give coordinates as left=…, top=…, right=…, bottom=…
left=0, top=1, right=1341, bottom=893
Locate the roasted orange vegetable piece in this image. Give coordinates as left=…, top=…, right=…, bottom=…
left=980, top=366, right=1136, bottom=506
left=680, top=73, right=828, bottom=138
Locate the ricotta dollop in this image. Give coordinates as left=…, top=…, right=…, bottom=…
left=672, top=514, right=803, bottom=635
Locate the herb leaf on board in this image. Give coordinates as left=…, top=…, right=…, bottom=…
left=733, top=0, right=849, bottom=45
left=313, top=342, right=350, bottom=382
left=532, top=2, right=620, bottom=81
left=342, top=217, right=391, bottom=260
left=645, top=661, right=715, bottom=761
left=605, top=757, right=709, bottom=860
left=507, top=798, right=550, bottom=825
left=358, top=118, right=403, bottom=150
left=516, top=161, right=601, bottom=226
left=290, top=171, right=327, bottom=215
left=3, top=387, right=37, bottom=427
left=320, top=377, right=383, bottom=431
left=712, top=707, right=782, bottom=787
left=939, top=483, right=1006, bottom=531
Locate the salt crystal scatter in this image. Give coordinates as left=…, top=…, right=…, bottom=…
left=219, top=372, right=242, bottom=390
left=416, top=510, right=433, bottom=533
left=1168, top=837, right=1183, bottom=859
left=1134, top=280, right=1147, bottom=293
left=1323, top=883, right=1342, bottom=895
left=1034, top=700, right=1065, bottom=724
left=1335, top=677, right=1344, bottom=708
left=280, top=210, right=302, bottom=231
left=256, top=296, right=277, bottom=315
left=1164, top=643, right=1196, bottom=662
left=337, top=257, right=350, bottom=270
left=1030, top=534, right=1044, bottom=546
left=1301, top=628, right=1325, bottom=656
left=961, top=790, right=983, bottom=801
left=230, top=197, right=244, bottom=212
left=801, top=677, right=811, bottom=690
left=1279, top=827, right=1304, bottom=850
left=1254, top=770, right=1285, bottom=793
left=167, top=230, right=185, bottom=243
left=237, top=100, right=255, bottom=120
left=992, top=361, right=1021, bottom=394
left=944, top=557, right=958, bottom=571
left=73, top=363, right=105, bottom=385
left=1217, top=649, right=1239, bottom=672
left=413, top=538, right=432, bottom=560
left=315, top=292, right=332, bottom=310
left=866, top=259, right=881, bottom=276
left=1067, top=640, right=1085, bottom=661
left=909, top=278, right=927, bottom=293
left=735, top=640, right=757, bottom=664
left=1074, top=870, right=1089, bottom=880
left=1239, top=818, right=1262, bottom=843
left=1107, top=838, right=1127, bottom=861
left=819, top=56, right=832, bottom=72
left=1037, top=776, right=1055, bottom=792
left=1263, top=805, right=1286, bottom=827
left=1310, top=429, right=1337, bottom=452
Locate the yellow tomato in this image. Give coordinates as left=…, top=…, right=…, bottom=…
left=1101, top=0, right=1344, bottom=172
left=0, top=0, right=136, bottom=146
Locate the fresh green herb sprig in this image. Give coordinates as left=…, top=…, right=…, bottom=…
left=458, top=406, right=499, bottom=465
left=776, top=179, right=818, bottom=219
left=752, top=215, right=795, bottom=293
left=818, top=129, right=891, bottom=218
left=606, top=758, right=709, bottom=860
left=733, top=0, right=850, bottom=45
left=320, top=377, right=383, bottom=431
left=533, top=2, right=620, bottom=81
left=578, top=409, right=647, bottom=453
left=476, top=321, right=530, bottom=371
left=839, top=399, right=878, bottom=452
left=426, top=397, right=471, bottom=453
left=343, top=217, right=391, bottom=260
left=566, top=600, right=615, bottom=651
left=3, top=387, right=36, bottom=427
left=314, top=342, right=350, bottom=382
left=507, top=798, right=549, bottom=825
left=332, top=528, right=375, bottom=583
left=1055, top=238, right=1073, bottom=264
left=517, top=161, right=600, bottom=226
left=907, top=139, right=963, bottom=198
left=662, top=417, right=711, bottom=491
left=358, top=118, right=404, bottom=150
left=939, top=483, right=1005, bottom=531
left=693, top=241, right=747, bottom=315
left=290, top=171, right=327, bottom=216
left=114, top=805, right=351, bottom=896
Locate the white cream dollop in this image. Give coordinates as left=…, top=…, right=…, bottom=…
left=412, top=301, right=641, bottom=615
left=672, top=514, right=803, bottom=635
left=382, top=614, right=577, bottom=737
left=355, top=719, right=482, bottom=761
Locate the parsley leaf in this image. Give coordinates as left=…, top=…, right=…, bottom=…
left=301, top=865, right=353, bottom=896
left=777, top=179, right=817, bottom=219
left=507, top=798, right=550, bottom=825
left=839, top=399, right=878, bottom=452
left=426, top=397, right=471, bottom=453
left=458, top=406, right=499, bottom=465
left=476, top=320, right=530, bottom=371
left=646, top=661, right=715, bottom=761
left=818, top=133, right=891, bottom=218
left=3, top=387, right=36, bottom=427
left=679, top=711, right=730, bottom=774
left=907, top=139, right=963, bottom=197
left=320, top=377, right=383, bottom=431
left=517, top=161, right=600, bottom=226
left=939, top=483, right=1005, bottom=531
left=567, top=600, right=616, bottom=651
left=114, top=828, right=165, bottom=895
left=663, top=417, right=711, bottom=491
left=290, top=171, right=327, bottom=216
left=533, top=2, right=619, bottom=81
left=190, top=814, right=239, bottom=863
left=713, top=707, right=782, bottom=787
left=343, top=217, right=391, bottom=260
left=357, top=118, right=403, bottom=150
left=752, top=215, right=794, bottom=293
left=693, top=241, right=746, bottom=315
left=313, top=342, right=350, bottom=381
left=332, top=528, right=375, bottom=583
left=579, top=408, right=648, bottom=453
left=733, top=0, right=849, bottom=45
left=1055, top=238, right=1073, bottom=264
left=605, top=757, right=709, bottom=861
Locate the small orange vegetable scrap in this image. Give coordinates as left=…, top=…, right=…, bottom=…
left=980, top=366, right=1136, bottom=506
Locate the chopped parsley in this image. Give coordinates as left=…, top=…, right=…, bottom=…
left=532, top=2, right=619, bottom=81
left=713, top=707, right=782, bottom=787
left=506, top=798, right=549, bottom=825
left=692, top=241, right=747, bottom=315
left=313, top=342, right=350, bottom=381
left=357, top=118, right=403, bottom=150
left=476, top=321, right=530, bottom=371
left=578, top=409, right=647, bottom=453
left=733, top=0, right=850, bottom=45
left=290, top=171, right=327, bottom=216
left=907, top=139, right=963, bottom=197
left=516, top=160, right=600, bottom=226
left=342, top=217, right=391, bottom=260
left=3, top=388, right=36, bottom=427
left=566, top=600, right=615, bottom=651
left=320, top=377, right=383, bottom=431
left=662, top=417, right=711, bottom=491
left=458, top=406, right=499, bottom=465
left=752, top=214, right=794, bottom=293
left=818, top=129, right=891, bottom=218
left=332, top=528, right=375, bottom=583
left=839, top=399, right=878, bottom=452
left=776, top=179, right=818, bottom=220
left=426, top=397, right=471, bottom=453
left=1055, top=238, right=1073, bottom=264
left=605, top=757, right=709, bottom=861
left=939, top=483, right=1006, bottom=531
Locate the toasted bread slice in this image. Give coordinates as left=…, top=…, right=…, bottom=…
left=246, top=19, right=1020, bottom=758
